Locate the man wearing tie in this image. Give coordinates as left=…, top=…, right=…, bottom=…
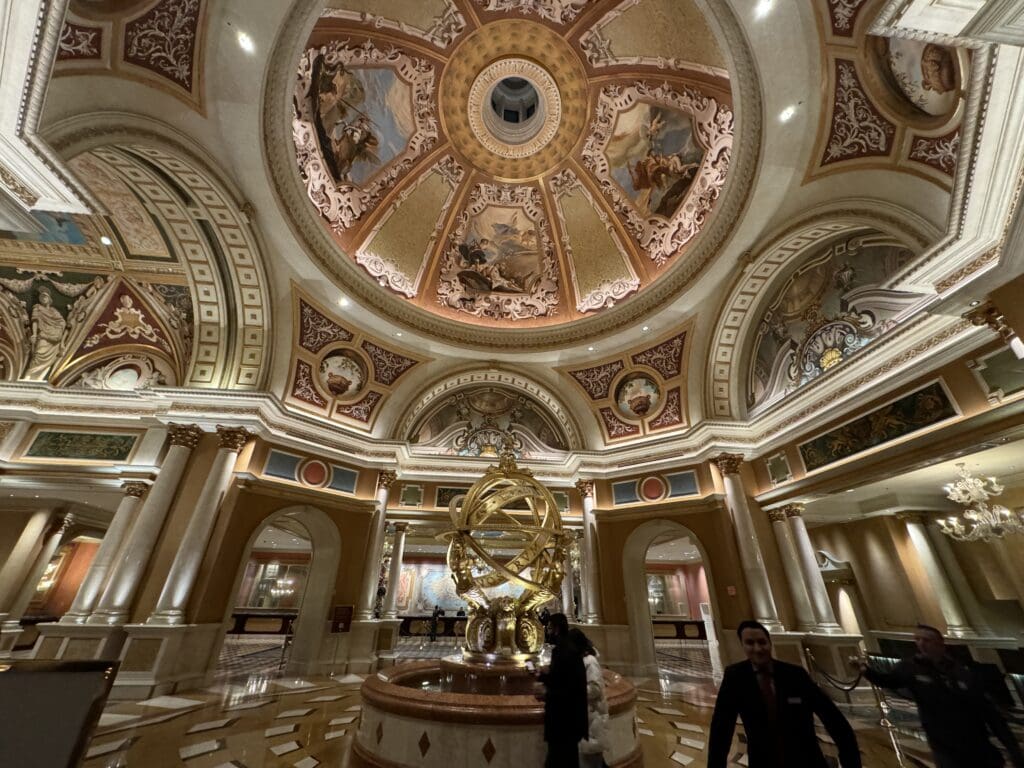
left=708, top=620, right=862, bottom=768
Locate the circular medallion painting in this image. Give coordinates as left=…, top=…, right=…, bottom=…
left=615, top=373, right=661, bottom=420
left=884, top=38, right=959, bottom=117
left=318, top=349, right=366, bottom=399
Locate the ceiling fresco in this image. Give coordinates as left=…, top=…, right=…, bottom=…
left=291, top=0, right=735, bottom=332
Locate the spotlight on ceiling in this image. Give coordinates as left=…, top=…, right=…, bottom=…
left=754, top=0, right=773, bottom=19
left=100, top=235, right=113, bottom=246
left=587, top=346, right=595, bottom=352
left=642, top=326, right=650, bottom=332
left=969, top=300, right=981, bottom=307
left=338, top=296, right=350, bottom=308
left=779, top=105, right=796, bottom=123
left=395, top=331, right=403, bottom=337
left=237, top=31, right=255, bottom=54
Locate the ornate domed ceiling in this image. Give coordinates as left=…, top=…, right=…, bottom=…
left=279, top=0, right=746, bottom=347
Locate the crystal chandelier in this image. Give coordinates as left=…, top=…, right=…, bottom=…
left=937, top=463, right=1024, bottom=541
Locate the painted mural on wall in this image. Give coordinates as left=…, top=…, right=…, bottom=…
left=749, top=233, right=921, bottom=410
left=798, top=381, right=956, bottom=471
left=400, top=562, right=530, bottom=614
left=0, top=212, right=88, bottom=244
left=25, top=430, right=138, bottom=462
left=605, top=103, right=704, bottom=219
left=883, top=38, right=959, bottom=117
left=408, top=385, right=569, bottom=458
left=0, top=269, right=192, bottom=388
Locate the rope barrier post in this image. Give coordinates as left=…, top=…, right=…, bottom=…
left=859, top=654, right=907, bottom=768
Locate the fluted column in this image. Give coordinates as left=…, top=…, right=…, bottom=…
left=576, top=480, right=601, bottom=624
left=90, top=424, right=204, bottom=625
left=0, top=508, right=54, bottom=618
left=901, top=513, right=975, bottom=638
left=710, top=454, right=782, bottom=631
left=925, top=522, right=991, bottom=635
left=382, top=522, right=409, bottom=620
left=782, top=504, right=842, bottom=633
left=767, top=508, right=816, bottom=631
left=146, top=426, right=251, bottom=626
left=357, top=470, right=396, bottom=620
left=61, top=482, right=148, bottom=624
left=5, top=513, right=74, bottom=623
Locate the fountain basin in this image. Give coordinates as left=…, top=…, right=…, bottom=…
left=353, top=659, right=642, bottom=767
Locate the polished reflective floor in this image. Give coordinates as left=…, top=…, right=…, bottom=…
left=79, top=662, right=954, bottom=768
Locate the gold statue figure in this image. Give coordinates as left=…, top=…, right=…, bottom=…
left=440, top=444, right=568, bottom=660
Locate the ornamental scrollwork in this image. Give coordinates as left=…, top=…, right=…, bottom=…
left=823, top=61, right=895, bottom=164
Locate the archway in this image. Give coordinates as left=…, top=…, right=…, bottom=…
left=622, top=519, right=724, bottom=679
left=213, top=505, right=341, bottom=679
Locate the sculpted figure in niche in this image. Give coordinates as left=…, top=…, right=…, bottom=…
left=24, top=286, right=66, bottom=380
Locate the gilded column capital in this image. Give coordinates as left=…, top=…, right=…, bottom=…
left=767, top=509, right=787, bottom=524
left=122, top=481, right=149, bottom=498
left=377, top=469, right=398, bottom=490
left=392, top=521, right=409, bottom=533
left=896, top=511, right=929, bottom=525
left=574, top=479, right=594, bottom=498
left=215, top=425, right=252, bottom=452
left=782, top=503, right=805, bottom=519
left=167, top=423, right=204, bottom=449
left=966, top=302, right=1015, bottom=341
left=710, top=452, right=744, bottom=476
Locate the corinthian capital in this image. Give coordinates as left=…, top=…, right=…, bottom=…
left=710, top=452, right=744, bottom=476
left=377, top=469, right=397, bottom=490
left=574, top=479, right=594, bottom=498
left=122, top=481, right=149, bottom=498
left=216, top=425, right=252, bottom=452
left=781, top=503, right=804, bottom=519
left=767, top=508, right=787, bottom=524
left=167, top=423, right=204, bottom=449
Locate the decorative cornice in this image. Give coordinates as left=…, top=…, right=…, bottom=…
left=167, top=422, right=204, bottom=449
left=378, top=469, right=398, bottom=490
left=122, top=481, right=149, bottom=498
left=709, top=452, right=743, bottom=476
left=216, top=425, right=252, bottom=452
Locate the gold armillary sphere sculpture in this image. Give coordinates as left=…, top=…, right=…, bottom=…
left=440, top=445, right=568, bottom=660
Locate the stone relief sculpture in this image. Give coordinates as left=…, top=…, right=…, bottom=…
left=24, top=287, right=66, bottom=380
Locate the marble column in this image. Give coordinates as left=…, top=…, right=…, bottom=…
left=90, top=424, right=204, bottom=625
left=382, top=522, right=408, bottom=620
left=4, top=513, right=74, bottom=623
left=576, top=480, right=601, bottom=624
left=61, top=482, right=148, bottom=624
left=710, top=454, right=782, bottom=631
left=782, top=504, right=842, bottom=633
left=901, top=513, right=975, bottom=638
left=925, top=522, right=991, bottom=635
left=0, top=508, right=53, bottom=618
left=146, top=426, right=251, bottom=626
left=561, top=545, right=575, bottom=618
left=767, top=508, right=816, bottom=631
left=357, top=470, right=396, bottom=620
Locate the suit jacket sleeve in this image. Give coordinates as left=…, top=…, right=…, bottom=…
left=802, top=668, right=862, bottom=768
left=863, top=658, right=912, bottom=693
left=707, top=667, right=740, bottom=768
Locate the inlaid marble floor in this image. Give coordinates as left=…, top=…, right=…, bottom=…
left=80, top=667, right=939, bottom=768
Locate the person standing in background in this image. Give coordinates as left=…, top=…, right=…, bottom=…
left=537, top=612, right=588, bottom=768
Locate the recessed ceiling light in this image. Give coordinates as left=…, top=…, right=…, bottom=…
left=100, top=235, right=113, bottom=246
left=395, top=331, right=403, bottom=337
left=587, top=346, right=595, bottom=351
left=779, top=105, right=796, bottom=122
left=969, top=300, right=981, bottom=307
left=338, top=296, right=350, bottom=308
left=642, top=326, right=650, bottom=332
left=237, top=31, right=255, bottom=54
left=754, top=0, right=773, bottom=19
left=845, top=489, right=854, bottom=493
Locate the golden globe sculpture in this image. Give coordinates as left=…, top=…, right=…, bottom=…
left=439, top=447, right=568, bottom=660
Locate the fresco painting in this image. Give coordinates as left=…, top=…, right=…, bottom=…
left=25, top=430, right=138, bottom=461
left=454, top=205, right=545, bottom=297
left=616, top=373, right=661, bottom=419
left=318, top=349, right=366, bottom=398
left=0, top=212, right=88, bottom=245
left=885, top=38, right=959, bottom=117
left=605, top=102, right=704, bottom=219
left=314, top=62, right=415, bottom=186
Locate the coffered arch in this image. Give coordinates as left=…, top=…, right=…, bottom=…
left=46, top=117, right=273, bottom=390
left=704, top=203, right=937, bottom=421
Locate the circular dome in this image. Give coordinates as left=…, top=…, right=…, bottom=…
left=273, top=0, right=754, bottom=348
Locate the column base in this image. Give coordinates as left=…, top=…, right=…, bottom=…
left=570, top=623, right=638, bottom=675
left=110, top=623, right=221, bottom=700
left=32, top=622, right=127, bottom=661
left=372, top=619, right=404, bottom=669
left=802, top=632, right=870, bottom=703
left=86, top=609, right=130, bottom=626
left=0, top=620, right=24, bottom=657
left=144, top=609, right=185, bottom=626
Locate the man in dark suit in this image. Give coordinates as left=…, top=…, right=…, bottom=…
left=861, top=624, right=1023, bottom=768
left=537, top=612, right=588, bottom=768
left=708, top=620, right=861, bottom=768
